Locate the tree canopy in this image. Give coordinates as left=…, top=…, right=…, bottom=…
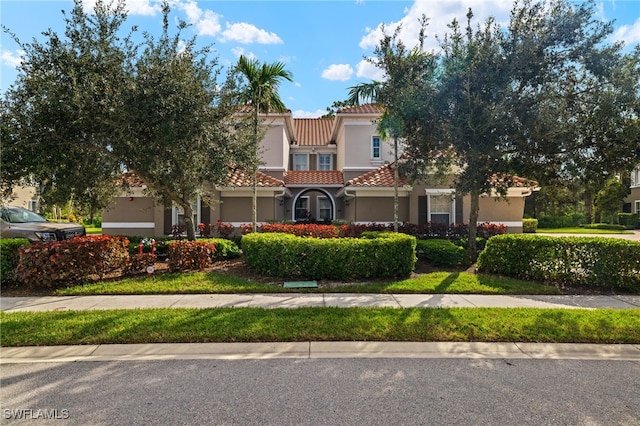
left=1, top=0, right=252, bottom=240
left=360, top=0, right=639, bottom=259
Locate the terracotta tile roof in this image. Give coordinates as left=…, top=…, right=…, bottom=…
left=337, top=103, right=385, bottom=114
left=293, top=118, right=334, bottom=146
left=226, top=168, right=284, bottom=187
left=118, top=171, right=145, bottom=187
left=490, top=174, right=539, bottom=188
left=347, top=164, right=408, bottom=187
left=284, top=171, right=344, bottom=186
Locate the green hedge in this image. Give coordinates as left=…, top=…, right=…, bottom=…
left=0, top=238, right=30, bottom=283
left=617, top=213, right=638, bottom=229
left=522, top=218, right=538, bottom=233
left=242, top=232, right=416, bottom=280
left=582, top=223, right=626, bottom=231
left=477, top=234, right=640, bottom=291
left=196, top=238, right=241, bottom=260
left=416, top=239, right=467, bottom=267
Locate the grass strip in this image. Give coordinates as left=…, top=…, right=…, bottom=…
left=2, top=308, right=638, bottom=346
left=537, top=228, right=632, bottom=234
left=54, top=271, right=562, bottom=296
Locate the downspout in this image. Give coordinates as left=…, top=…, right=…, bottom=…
left=343, top=189, right=356, bottom=222
left=274, top=189, right=286, bottom=220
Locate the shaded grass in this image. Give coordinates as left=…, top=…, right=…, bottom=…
left=54, top=271, right=562, bottom=296
left=537, top=228, right=632, bottom=234
left=2, top=307, right=638, bottom=346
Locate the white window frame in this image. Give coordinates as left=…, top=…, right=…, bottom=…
left=172, top=196, right=201, bottom=231
left=317, top=153, right=332, bottom=171
left=371, top=136, right=381, bottom=160
left=28, top=200, right=39, bottom=212
left=293, top=153, right=309, bottom=171
left=318, top=196, right=332, bottom=221
left=426, top=189, right=455, bottom=225
left=294, top=196, right=310, bottom=220
left=635, top=200, right=640, bottom=216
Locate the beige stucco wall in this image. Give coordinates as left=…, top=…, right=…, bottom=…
left=625, top=186, right=640, bottom=214
left=349, top=196, right=410, bottom=223
left=218, top=195, right=282, bottom=224
left=342, top=121, right=395, bottom=169
left=102, top=196, right=164, bottom=236
left=3, top=185, right=37, bottom=210
left=468, top=195, right=526, bottom=233
left=260, top=120, right=289, bottom=170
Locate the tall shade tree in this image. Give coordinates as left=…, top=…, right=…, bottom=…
left=234, top=55, right=293, bottom=232
left=401, top=0, right=637, bottom=260
left=2, top=0, right=249, bottom=240
left=1, top=0, right=129, bottom=210
left=347, top=22, right=439, bottom=232
left=116, top=2, right=245, bottom=240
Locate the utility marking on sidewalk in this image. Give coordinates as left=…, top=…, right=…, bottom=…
left=283, top=281, right=318, bottom=288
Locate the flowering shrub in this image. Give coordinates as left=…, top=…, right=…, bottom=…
left=15, top=235, right=129, bottom=289
left=213, top=220, right=235, bottom=239
left=123, top=253, right=157, bottom=275
left=167, top=240, right=217, bottom=272
left=261, top=223, right=339, bottom=238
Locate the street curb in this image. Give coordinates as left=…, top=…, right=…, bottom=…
left=2, top=342, right=639, bottom=363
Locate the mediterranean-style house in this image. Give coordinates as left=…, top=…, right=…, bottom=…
left=624, top=164, right=640, bottom=217
left=101, top=104, right=539, bottom=237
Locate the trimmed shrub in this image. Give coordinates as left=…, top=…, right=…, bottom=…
left=124, top=253, right=157, bottom=275
left=537, top=213, right=586, bottom=228
left=15, top=235, right=130, bottom=289
left=416, top=239, right=467, bottom=267
left=167, top=240, right=217, bottom=272
left=260, top=223, right=339, bottom=238
left=196, top=238, right=241, bottom=260
left=617, top=213, right=638, bottom=229
left=522, top=218, right=538, bottom=233
left=477, top=234, right=640, bottom=291
left=0, top=238, right=30, bottom=283
left=242, top=232, right=416, bottom=280
left=582, top=223, right=626, bottom=231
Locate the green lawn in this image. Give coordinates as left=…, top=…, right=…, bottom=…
left=2, top=307, right=638, bottom=346
left=55, top=270, right=563, bottom=296
left=537, top=227, right=633, bottom=234
left=85, top=227, right=102, bottom=235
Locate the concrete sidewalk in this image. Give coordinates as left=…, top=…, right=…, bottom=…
left=2, top=293, right=640, bottom=312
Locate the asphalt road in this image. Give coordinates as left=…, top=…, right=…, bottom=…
left=2, top=358, right=639, bottom=425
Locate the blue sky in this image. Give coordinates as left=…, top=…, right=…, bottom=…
left=1, top=0, right=639, bottom=118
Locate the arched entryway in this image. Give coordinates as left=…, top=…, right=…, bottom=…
left=291, top=188, right=336, bottom=222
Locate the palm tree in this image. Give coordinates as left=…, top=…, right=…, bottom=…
left=235, top=56, right=293, bottom=232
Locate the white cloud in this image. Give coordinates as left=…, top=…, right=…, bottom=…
left=360, top=0, right=513, bottom=53
left=221, top=22, right=283, bottom=44
left=612, top=18, right=640, bottom=46
left=292, top=109, right=326, bottom=118
left=125, top=0, right=162, bottom=16
left=173, top=1, right=221, bottom=36
left=82, top=0, right=161, bottom=16
left=356, top=58, right=385, bottom=81
left=1, top=49, right=24, bottom=68
left=231, top=47, right=257, bottom=60
left=196, top=10, right=222, bottom=36
left=321, top=64, right=354, bottom=81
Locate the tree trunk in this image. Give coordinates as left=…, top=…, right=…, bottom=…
left=251, top=100, right=260, bottom=233
left=467, top=189, right=480, bottom=263
left=252, top=171, right=258, bottom=232
left=584, top=189, right=593, bottom=224
left=393, top=136, right=399, bottom=233
left=182, top=202, right=197, bottom=241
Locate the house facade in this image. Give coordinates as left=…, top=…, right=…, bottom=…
left=624, top=164, right=640, bottom=217
left=102, top=104, right=538, bottom=237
